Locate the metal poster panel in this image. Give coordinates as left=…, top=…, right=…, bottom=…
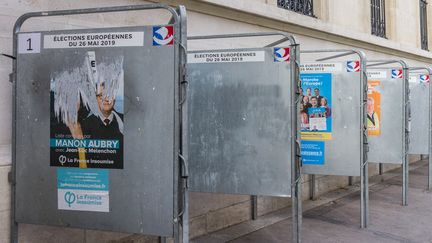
left=187, top=47, right=292, bottom=196
left=15, top=25, right=177, bottom=236
left=301, top=61, right=362, bottom=176
left=367, top=69, right=404, bottom=164
left=408, top=74, right=430, bottom=155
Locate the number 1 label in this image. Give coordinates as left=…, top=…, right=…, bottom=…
left=18, top=33, right=41, bottom=54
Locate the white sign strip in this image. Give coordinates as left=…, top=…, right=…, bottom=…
left=300, top=62, right=343, bottom=72
left=44, top=32, right=144, bottom=49
left=409, top=76, right=418, bottom=83
left=367, top=70, right=387, bottom=79
left=18, top=33, right=41, bottom=54
left=188, top=51, right=265, bottom=63
left=58, top=189, right=109, bottom=212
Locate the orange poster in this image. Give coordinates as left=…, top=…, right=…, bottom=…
left=367, top=80, right=381, bottom=136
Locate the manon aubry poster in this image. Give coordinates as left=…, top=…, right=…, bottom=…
left=50, top=51, right=124, bottom=169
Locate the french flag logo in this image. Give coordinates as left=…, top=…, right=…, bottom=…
left=391, top=69, right=403, bottom=79
left=420, top=74, right=430, bottom=83
left=274, top=48, right=290, bottom=62
left=153, top=26, right=174, bottom=46
left=346, top=61, right=360, bottom=72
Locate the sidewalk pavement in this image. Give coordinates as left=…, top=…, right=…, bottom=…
left=194, top=160, right=432, bottom=243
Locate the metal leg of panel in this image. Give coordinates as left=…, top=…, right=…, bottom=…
left=159, top=236, right=167, bottom=243
left=429, top=155, right=432, bottom=190
left=292, top=44, right=301, bottom=243
left=379, top=163, right=383, bottom=175
left=292, top=179, right=302, bottom=243
left=251, top=195, right=258, bottom=220
left=360, top=58, right=368, bottom=229
left=402, top=157, right=408, bottom=206
left=10, top=164, right=18, bottom=243
left=348, top=176, right=353, bottom=186
left=182, top=189, right=189, bottom=243
left=361, top=161, right=369, bottom=228
left=379, top=163, right=384, bottom=182
left=309, top=175, right=316, bottom=200
left=11, top=222, right=18, bottom=243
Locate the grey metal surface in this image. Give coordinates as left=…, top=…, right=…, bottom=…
left=301, top=70, right=362, bottom=176
left=176, top=5, right=189, bottom=243
left=15, top=25, right=177, bottom=236
left=290, top=43, right=302, bottom=243
left=187, top=47, right=292, bottom=197
left=360, top=60, right=369, bottom=229
left=367, top=69, right=404, bottom=165
left=408, top=75, right=429, bottom=155
left=408, top=67, right=432, bottom=191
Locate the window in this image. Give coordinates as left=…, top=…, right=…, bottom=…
left=371, top=0, right=386, bottom=38
left=277, top=0, right=314, bottom=17
left=420, top=0, right=428, bottom=50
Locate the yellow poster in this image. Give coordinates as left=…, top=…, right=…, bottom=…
left=367, top=80, right=381, bottom=136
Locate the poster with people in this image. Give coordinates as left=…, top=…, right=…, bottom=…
left=300, top=73, right=333, bottom=140
left=50, top=51, right=124, bottom=169
left=367, top=80, right=381, bottom=136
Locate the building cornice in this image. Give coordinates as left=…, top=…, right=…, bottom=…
left=150, top=0, right=432, bottom=64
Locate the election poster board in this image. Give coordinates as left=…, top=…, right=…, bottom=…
left=188, top=47, right=293, bottom=196
left=301, top=61, right=362, bottom=176
left=15, top=25, right=178, bottom=236
left=367, top=69, right=404, bottom=164
left=408, top=73, right=430, bottom=155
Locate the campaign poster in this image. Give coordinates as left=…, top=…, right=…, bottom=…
left=367, top=80, right=381, bottom=136
left=57, top=168, right=109, bottom=212
left=301, top=141, right=325, bottom=165
left=50, top=51, right=124, bottom=169
left=300, top=73, right=332, bottom=140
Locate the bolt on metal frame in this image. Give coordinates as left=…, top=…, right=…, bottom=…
left=11, top=4, right=188, bottom=243
left=300, top=49, right=369, bottom=228
left=187, top=32, right=302, bottom=243
left=366, top=60, right=409, bottom=206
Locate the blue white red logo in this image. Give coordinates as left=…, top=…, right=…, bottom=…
left=274, top=48, right=290, bottom=62
left=153, top=26, right=174, bottom=46
left=391, top=69, right=403, bottom=79
left=346, top=61, right=360, bottom=72
left=420, top=74, right=430, bottom=83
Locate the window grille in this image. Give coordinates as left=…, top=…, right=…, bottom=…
left=277, top=0, right=314, bottom=17
left=371, top=0, right=386, bottom=38
left=420, top=0, right=428, bottom=50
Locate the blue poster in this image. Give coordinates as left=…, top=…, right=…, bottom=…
left=300, top=73, right=332, bottom=140
left=301, top=141, right=325, bottom=165
left=57, top=168, right=109, bottom=212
